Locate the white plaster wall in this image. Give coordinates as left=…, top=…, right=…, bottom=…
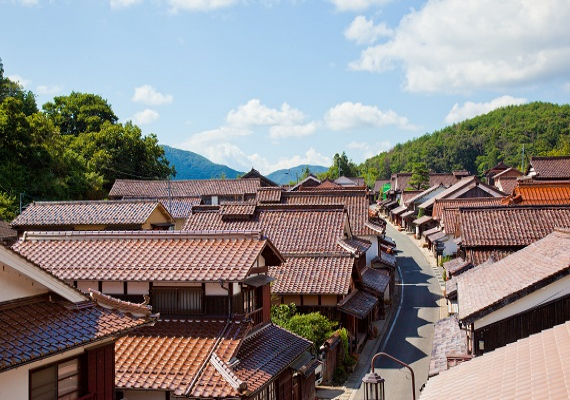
left=153, top=282, right=200, bottom=287
left=0, top=347, right=84, bottom=400
left=119, top=390, right=167, bottom=400
left=128, top=282, right=149, bottom=295
left=365, top=235, right=379, bottom=266
left=206, top=282, right=228, bottom=296
left=443, top=236, right=457, bottom=256
left=0, top=263, right=48, bottom=302
left=258, top=254, right=266, bottom=267
left=233, top=282, right=241, bottom=294
left=102, top=281, right=123, bottom=294
left=76, top=281, right=98, bottom=294
left=474, top=275, right=570, bottom=330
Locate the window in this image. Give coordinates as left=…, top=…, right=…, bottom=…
left=243, top=288, right=257, bottom=313
left=30, top=358, right=81, bottom=400
left=153, top=287, right=204, bottom=316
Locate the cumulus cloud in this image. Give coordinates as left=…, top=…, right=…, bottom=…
left=269, top=122, right=317, bottom=139
left=167, top=0, right=237, bottom=12
left=330, top=0, right=391, bottom=12
left=349, top=0, right=570, bottom=93
left=324, top=102, right=417, bottom=131
left=132, top=85, right=173, bottom=106
left=7, top=75, right=31, bottom=88
left=344, top=16, right=392, bottom=45
left=179, top=126, right=252, bottom=149
left=227, top=99, right=305, bottom=128
left=36, top=85, right=63, bottom=95
left=133, top=109, right=160, bottom=125
left=445, top=96, right=528, bottom=124
left=110, top=0, right=142, bottom=9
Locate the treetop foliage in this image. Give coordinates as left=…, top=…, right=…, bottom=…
left=0, top=58, right=174, bottom=220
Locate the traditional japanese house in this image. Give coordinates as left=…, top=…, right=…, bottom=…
left=526, top=155, right=570, bottom=180
left=109, top=177, right=263, bottom=205
left=10, top=199, right=175, bottom=235
left=11, top=230, right=317, bottom=400
left=491, top=167, right=523, bottom=195
left=456, top=228, right=570, bottom=356
left=457, top=205, right=570, bottom=265
left=0, top=245, right=155, bottom=400
left=501, top=180, right=570, bottom=206
left=483, top=161, right=510, bottom=186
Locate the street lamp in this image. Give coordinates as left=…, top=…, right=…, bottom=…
left=362, top=352, right=416, bottom=400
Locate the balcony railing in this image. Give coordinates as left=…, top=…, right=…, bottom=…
left=246, top=307, right=264, bottom=327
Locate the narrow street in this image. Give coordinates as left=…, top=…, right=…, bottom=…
left=353, top=223, right=442, bottom=400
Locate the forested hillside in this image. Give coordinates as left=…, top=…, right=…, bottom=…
left=363, top=102, right=570, bottom=178
left=162, top=146, right=242, bottom=179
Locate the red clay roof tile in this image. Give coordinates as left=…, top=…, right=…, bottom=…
left=11, top=230, right=277, bottom=282
left=529, top=156, right=570, bottom=179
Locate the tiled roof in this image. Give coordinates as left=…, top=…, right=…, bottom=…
left=158, top=197, right=201, bottom=219
left=338, top=237, right=372, bottom=253
left=360, top=266, right=390, bottom=295
left=419, top=176, right=505, bottom=210
left=427, top=230, right=447, bottom=242
left=420, top=320, right=570, bottom=400
left=372, top=251, right=397, bottom=268
left=422, top=227, right=439, bottom=238
left=465, top=248, right=515, bottom=266
left=442, top=258, right=472, bottom=277
left=413, top=215, right=433, bottom=226
left=529, top=155, right=570, bottom=179
left=220, top=203, right=256, bottom=219
left=404, top=185, right=445, bottom=206
left=268, top=255, right=353, bottom=295
left=446, top=259, right=492, bottom=298
left=400, top=190, right=423, bottom=206
left=391, top=173, right=460, bottom=192
left=11, top=230, right=280, bottom=282
left=444, top=278, right=457, bottom=299
left=337, top=290, right=378, bottom=319
left=221, top=324, right=311, bottom=397
left=279, top=190, right=375, bottom=236
left=458, top=228, right=570, bottom=323
left=109, top=178, right=262, bottom=198
left=503, top=182, right=570, bottom=205
left=459, top=205, right=570, bottom=247
left=492, top=167, right=523, bottom=180
left=433, top=197, right=503, bottom=222
left=428, top=316, right=468, bottom=377
left=495, top=176, right=518, bottom=195
left=390, top=205, right=408, bottom=215
left=1, top=293, right=153, bottom=372
left=11, top=200, right=173, bottom=228
left=256, top=187, right=283, bottom=203
left=115, top=319, right=248, bottom=395
left=184, top=205, right=349, bottom=254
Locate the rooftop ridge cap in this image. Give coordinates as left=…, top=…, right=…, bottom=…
left=283, top=251, right=353, bottom=258
left=89, top=289, right=154, bottom=318
left=209, top=353, right=248, bottom=392
left=20, top=229, right=265, bottom=242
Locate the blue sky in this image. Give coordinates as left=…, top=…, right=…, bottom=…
left=2, top=0, right=570, bottom=174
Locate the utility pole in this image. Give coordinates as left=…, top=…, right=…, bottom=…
left=521, top=144, right=525, bottom=172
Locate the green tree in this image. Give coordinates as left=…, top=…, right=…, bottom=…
left=43, top=92, right=118, bottom=136
left=286, top=312, right=338, bottom=347
left=320, top=152, right=360, bottom=180
left=408, top=162, right=430, bottom=190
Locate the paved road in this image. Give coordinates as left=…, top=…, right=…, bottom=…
left=354, top=224, right=442, bottom=400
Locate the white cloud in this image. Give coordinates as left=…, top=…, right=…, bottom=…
left=110, top=0, right=142, bottom=9
left=132, top=85, right=173, bottom=105
left=269, top=122, right=317, bottom=139
left=330, top=0, right=391, bottom=12
left=133, top=109, right=160, bottom=125
left=445, top=96, right=528, bottom=124
left=324, top=102, right=417, bottom=131
left=179, top=126, right=252, bottom=149
left=167, top=0, right=237, bottom=12
left=36, top=85, right=63, bottom=95
left=226, top=99, right=305, bottom=128
left=349, top=0, right=570, bottom=93
left=7, top=75, right=31, bottom=88
left=344, top=16, right=392, bottom=45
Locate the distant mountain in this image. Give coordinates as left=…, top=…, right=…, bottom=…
left=267, top=165, right=329, bottom=185
left=162, top=145, right=243, bottom=179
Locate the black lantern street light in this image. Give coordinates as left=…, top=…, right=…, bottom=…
left=361, top=352, right=416, bottom=400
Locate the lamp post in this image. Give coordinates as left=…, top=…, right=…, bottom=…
left=361, top=352, right=416, bottom=400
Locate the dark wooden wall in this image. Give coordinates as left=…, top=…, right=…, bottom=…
left=474, top=294, right=570, bottom=356
left=87, top=343, right=115, bottom=400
